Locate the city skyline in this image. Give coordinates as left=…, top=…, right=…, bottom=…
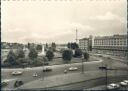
left=1, top=0, right=127, bottom=44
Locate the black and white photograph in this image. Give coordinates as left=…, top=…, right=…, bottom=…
left=1, top=0, right=128, bottom=90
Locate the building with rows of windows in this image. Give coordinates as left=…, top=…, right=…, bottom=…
left=93, top=34, right=127, bottom=57
left=79, top=35, right=92, bottom=52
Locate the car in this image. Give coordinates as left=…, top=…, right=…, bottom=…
left=120, top=80, right=128, bottom=86
left=120, top=82, right=127, bottom=86
left=107, top=57, right=111, bottom=59
left=98, top=55, right=102, bottom=57
left=124, top=80, right=128, bottom=83
left=1, top=80, right=9, bottom=87
left=64, top=70, right=67, bottom=73
left=43, top=62, right=49, bottom=66
left=11, top=71, right=23, bottom=75
left=33, top=73, right=38, bottom=77
left=69, top=67, right=78, bottom=71
left=14, top=80, right=24, bottom=87
left=107, top=83, right=120, bottom=90
left=43, top=67, right=52, bottom=72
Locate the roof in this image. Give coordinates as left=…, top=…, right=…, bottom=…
left=94, top=34, right=127, bottom=39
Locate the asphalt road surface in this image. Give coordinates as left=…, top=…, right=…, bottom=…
left=1, top=54, right=128, bottom=90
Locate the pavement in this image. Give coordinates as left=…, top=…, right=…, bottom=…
left=1, top=58, right=103, bottom=90
left=17, top=70, right=128, bottom=90
left=1, top=53, right=128, bottom=90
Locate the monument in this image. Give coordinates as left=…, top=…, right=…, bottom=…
left=38, top=44, right=45, bottom=56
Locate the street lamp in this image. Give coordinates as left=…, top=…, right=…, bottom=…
left=81, top=58, right=84, bottom=74
left=99, top=64, right=119, bottom=90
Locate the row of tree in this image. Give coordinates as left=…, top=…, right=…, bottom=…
left=62, top=49, right=89, bottom=63
left=3, top=42, right=89, bottom=67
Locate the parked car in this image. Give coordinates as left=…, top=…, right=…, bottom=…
left=1, top=80, right=9, bottom=87
left=120, top=80, right=128, bottom=86
left=69, top=67, right=78, bottom=71
left=33, top=73, right=38, bottom=77
left=124, top=80, right=128, bottom=84
left=98, top=55, right=102, bottom=57
left=107, top=83, right=120, bottom=90
left=107, top=57, right=111, bottom=59
left=11, top=71, right=23, bottom=75
left=43, top=67, right=52, bottom=72
left=43, top=62, right=49, bottom=66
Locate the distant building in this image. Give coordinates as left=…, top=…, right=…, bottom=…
left=93, top=34, right=127, bottom=57
left=79, top=35, right=92, bottom=52
left=56, top=44, right=67, bottom=51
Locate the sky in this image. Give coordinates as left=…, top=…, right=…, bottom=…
left=1, top=0, right=127, bottom=44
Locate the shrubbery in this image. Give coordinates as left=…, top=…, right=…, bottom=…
left=62, top=49, right=73, bottom=64
left=46, top=50, right=54, bottom=61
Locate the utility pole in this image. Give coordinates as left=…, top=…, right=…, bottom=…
left=127, top=28, right=128, bottom=65
left=105, top=64, right=108, bottom=90
left=42, top=61, right=45, bottom=80
left=81, top=58, right=84, bottom=73
left=127, top=3, right=128, bottom=65
left=76, top=28, right=78, bottom=43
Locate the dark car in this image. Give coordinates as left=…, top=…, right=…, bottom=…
left=14, top=80, right=24, bottom=88
left=43, top=62, right=49, bottom=66
left=43, top=67, right=52, bottom=72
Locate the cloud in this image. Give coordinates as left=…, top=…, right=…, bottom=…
left=18, top=22, right=94, bottom=43
left=90, top=12, right=126, bottom=24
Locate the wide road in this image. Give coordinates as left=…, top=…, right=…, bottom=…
left=1, top=55, right=128, bottom=90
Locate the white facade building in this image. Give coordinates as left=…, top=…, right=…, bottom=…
left=93, top=34, right=127, bottom=56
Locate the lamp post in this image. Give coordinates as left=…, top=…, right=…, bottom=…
left=81, top=58, right=84, bottom=73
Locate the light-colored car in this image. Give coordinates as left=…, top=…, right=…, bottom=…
left=33, top=73, right=38, bottom=77
left=120, top=80, right=128, bottom=86
left=11, top=71, right=23, bottom=75
left=124, top=80, right=128, bottom=83
left=107, top=83, right=120, bottom=90
left=69, top=67, right=78, bottom=71
left=1, top=80, right=9, bottom=87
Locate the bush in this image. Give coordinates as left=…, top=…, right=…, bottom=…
left=28, top=48, right=38, bottom=60
left=46, top=50, right=54, bottom=61
left=74, top=48, right=82, bottom=58
left=62, top=49, right=73, bottom=63
left=16, top=48, right=25, bottom=59
left=83, top=52, right=89, bottom=61
left=6, top=50, right=17, bottom=65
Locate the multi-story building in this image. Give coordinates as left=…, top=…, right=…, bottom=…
left=79, top=35, right=92, bottom=52
left=93, top=34, right=127, bottom=57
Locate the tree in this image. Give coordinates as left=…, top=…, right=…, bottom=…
left=83, top=52, right=89, bottom=61
left=28, top=43, right=30, bottom=49
left=16, top=48, right=25, bottom=59
left=62, top=49, right=73, bottom=64
left=28, top=48, right=38, bottom=60
left=67, top=42, right=71, bottom=49
left=81, top=52, right=89, bottom=73
left=67, top=42, right=79, bottom=50
left=36, top=44, right=42, bottom=51
left=6, top=50, right=17, bottom=65
left=51, top=42, right=56, bottom=52
left=46, top=50, right=54, bottom=61
left=14, top=48, right=26, bottom=66
left=74, top=48, right=82, bottom=58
